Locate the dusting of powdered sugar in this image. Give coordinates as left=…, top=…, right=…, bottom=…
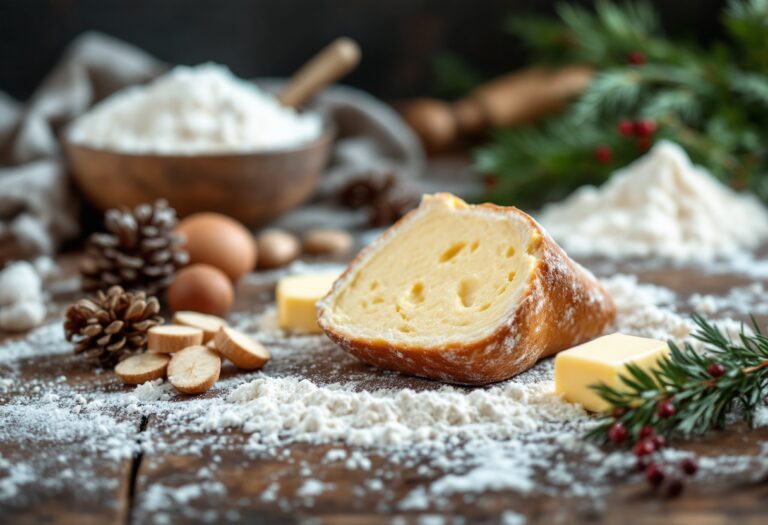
left=539, top=141, right=768, bottom=262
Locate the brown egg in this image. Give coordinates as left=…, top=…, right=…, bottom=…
left=176, top=213, right=257, bottom=282
left=167, top=264, right=234, bottom=316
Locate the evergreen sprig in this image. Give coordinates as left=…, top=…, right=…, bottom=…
left=586, top=314, right=768, bottom=443
left=479, top=0, right=768, bottom=209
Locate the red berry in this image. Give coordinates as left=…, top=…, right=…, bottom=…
left=617, top=119, right=635, bottom=136
left=681, top=457, right=698, bottom=476
left=657, top=400, right=676, bottom=419
left=633, top=439, right=655, bottom=457
left=608, top=422, right=629, bottom=444
left=635, top=457, right=649, bottom=472
left=645, top=463, right=665, bottom=487
left=651, top=435, right=666, bottom=450
left=665, top=477, right=685, bottom=498
left=638, top=425, right=655, bottom=439
left=634, top=119, right=657, bottom=136
left=627, top=51, right=646, bottom=65
left=594, top=144, right=612, bottom=164
left=707, top=362, right=726, bottom=378
left=612, top=406, right=628, bottom=418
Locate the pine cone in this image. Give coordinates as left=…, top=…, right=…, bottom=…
left=338, top=172, right=397, bottom=209
left=80, top=200, right=189, bottom=294
left=64, top=285, right=163, bottom=367
left=369, top=192, right=420, bottom=227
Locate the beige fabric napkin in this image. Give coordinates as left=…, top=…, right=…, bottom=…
left=0, top=32, right=424, bottom=263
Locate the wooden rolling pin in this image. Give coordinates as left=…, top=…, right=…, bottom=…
left=400, top=65, right=593, bottom=153
left=278, top=37, right=361, bottom=108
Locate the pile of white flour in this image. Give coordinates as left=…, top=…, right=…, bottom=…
left=68, top=63, right=322, bottom=154
left=539, top=141, right=768, bottom=262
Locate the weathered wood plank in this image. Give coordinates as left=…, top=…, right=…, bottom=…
left=128, top=261, right=768, bottom=524
left=0, top=263, right=139, bottom=525
left=4, top=253, right=768, bottom=524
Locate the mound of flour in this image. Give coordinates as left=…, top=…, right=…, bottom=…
left=539, top=141, right=768, bottom=262
left=68, top=63, right=322, bottom=154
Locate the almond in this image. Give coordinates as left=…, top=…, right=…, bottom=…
left=303, top=228, right=353, bottom=255
left=148, top=325, right=204, bottom=353
left=167, top=345, right=221, bottom=394
left=213, top=325, right=271, bottom=370
left=172, top=311, right=226, bottom=342
left=114, top=352, right=170, bottom=385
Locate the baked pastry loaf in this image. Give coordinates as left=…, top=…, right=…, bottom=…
left=317, top=193, right=615, bottom=385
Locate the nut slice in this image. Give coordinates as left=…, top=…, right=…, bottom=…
left=167, top=345, right=221, bottom=394
left=172, top=311, right=226, bottom=342
left=213, top=326, right=271, bottom=370
left=115, top=352, right=170, bottom=385
left=148, top=325, right=204, bottom=354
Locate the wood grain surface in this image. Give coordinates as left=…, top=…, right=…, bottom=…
left=2, top=251, right=768, bottom=525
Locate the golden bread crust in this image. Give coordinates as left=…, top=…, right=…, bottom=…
left=317, top=196, right=616, bottom=385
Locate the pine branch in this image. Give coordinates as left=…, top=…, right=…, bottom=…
left=725, top=0, right=768, bottom=70
left=730, top=71, right=768, bottom=108
left=478, top=0, right=768, bottom=209
left=586, top=314, right=768, bottom=444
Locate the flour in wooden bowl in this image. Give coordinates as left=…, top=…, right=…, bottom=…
left=68, top=63, right=322, bottom=154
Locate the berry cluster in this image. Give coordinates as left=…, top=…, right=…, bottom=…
left=618, top=118, right=657, bottom=152
left=606, top=399, right=698, bottom=497
left=592, top=117, right=659, bottom=165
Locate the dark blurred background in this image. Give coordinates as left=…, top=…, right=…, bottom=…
left=1, top=0, right=725, bottom=101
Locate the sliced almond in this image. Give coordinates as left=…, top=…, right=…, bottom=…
left=167, top=345, right=221, bottom=394
left=213, top=325, right=271, bottom=370
left=115, top=352, right=170, bottom=385
left=172, top=311, right=227, bottom=343
left=148, top=325, right=204, bottom=354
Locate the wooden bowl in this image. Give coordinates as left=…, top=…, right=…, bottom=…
left=64, top=123, right=335, bottom=227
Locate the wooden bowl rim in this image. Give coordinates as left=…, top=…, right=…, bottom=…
left=63, top=116, right=336, bottom=160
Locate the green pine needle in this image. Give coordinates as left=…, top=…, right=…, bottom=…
left=586, top=314, right=768, bottom=444
left=479, top=0, right=768, bottom=209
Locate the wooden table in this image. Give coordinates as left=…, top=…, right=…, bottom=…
left=2, top=251, right=768, bottom=525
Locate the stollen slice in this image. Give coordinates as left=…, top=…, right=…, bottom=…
left=167, top=345, right=221, bottom=394
left=318, top=193, right=616, bottom=385
left=213, top=326, right=271, bottom=370
left=114, top=352, right=170, bottom=385
left=148, top=325, right=204, bottom=353
left=172, top=311, right=227, bottom=342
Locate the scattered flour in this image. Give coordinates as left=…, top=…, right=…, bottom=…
left=600, top=274, right=690, bottom=341
left=689, top=283, right=768, bottom=316
left=68, top=63, right=322, bottom=154
left=501, top=510, right=527, bottom=525
left=2, top=264, right=768, bottom=522
left=297, top=479, right=334, bottom=498
left=539, top=141, right=768, bottom=262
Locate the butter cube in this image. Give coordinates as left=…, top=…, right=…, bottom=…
left=554, top=333, right=669, bottom=412
left=277, top=273, right=340, bottom=333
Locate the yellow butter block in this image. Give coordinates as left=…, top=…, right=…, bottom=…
left=277, top=273, right=341, bottom=333
left=554, top=333, right=669, bottom=412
